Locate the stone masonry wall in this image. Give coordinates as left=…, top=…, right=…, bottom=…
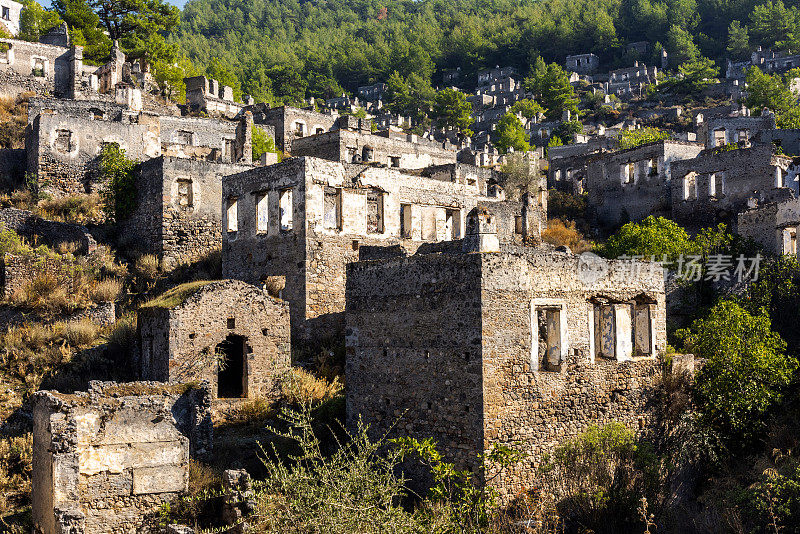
left=0, top=207, right=96, bottom=254
left=32, top=381, right=212, bottom=534
left=1, top=252, right=73, bottom=298
left=138, top=280, right=290, bottom=399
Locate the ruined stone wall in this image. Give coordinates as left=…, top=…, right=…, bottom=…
left=222, top=157, right=532, bottom=343
left=28, top=111, right=160, bottom=196
left=138, top=280, right=290, bottom=399
left=159, top=115, right=241, bottom=159
left=257, top=106, right=338, bottom=152
left=291, top=129, right=458, bottom=170
left=0, top=207, right=96, bottom=253
left=478, top=252, right=665, bottom=500
left=737, top=197, right=800, bottom=255
left=32, top=381, right=212, bottom=534
left=585, top=140, right=703, bottom=228
left=0, top=38, right=71, bottom=97
left=27, top=97, right=125, bottom=124
left=1, top=252, right=73, bottom=298
left=671, top=145, right=791, bottom=229
left=345, top=250, right=666, bottom=501
left=345, top=253, right=486, bottom=472
left=701, top=114, right=774, bottom=148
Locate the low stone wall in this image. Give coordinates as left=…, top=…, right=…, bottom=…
left=0, top=207, right=97, bottom=254
left=65, top=301, right=116, bottom=326
left=0, top=253, right=73, bottom=299
left=32, top=381, right=213, bottom=534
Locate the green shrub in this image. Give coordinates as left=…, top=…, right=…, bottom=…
left=251, top=126, right=280, bottom=162
left=99, top=143, right=137, bottom=221
left=598, top=215, right=697, bottom=261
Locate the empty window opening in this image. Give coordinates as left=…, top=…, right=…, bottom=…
left=280, top=188, right=293, bottom=231
left=224, top=139, right=235, bottom=161
left=648, top=158, right=658, bottom=176
left=390, top=156, right=400, bottom=168
left=713, top=128, right=726, bottom=147
left=324, top=187, right=342, bottom=230
left=175, top=130, right=193, bottom=145
left=536, top=307, right=562, bottom=371
left=593, top=301, right=634, bottom=361
left=256, top=192, right=268, bottom=233
left=784, top=227, right=798, bottom=255
left=54, top=129, right=72, bottom=153
left=776, top=167, right=786, bottom=188
left=90, top=109, right=104, bottom=121
left=683, top=173, right=697, bottom=200
left=622, top=163, right=635, bottom=184
left=177, top=179, right=193, bottom=208
left=2, top=7, right=9, bottom=20
left=515, top=215, right=524, bottom=235
left=352, top=239, right=359, bottom=251
left=367, top=190, right=384, bottom=233
left=294, top=122, right=305, bottom=137
left=362, top=146, right=374, bottom=162
left=633, top=302, right=653, bottom=356
left=554, top=169, right=562, bottom=181
left=32, top=57, right=45, bottom=77
left=216, top=334, right=247, bottom=399
left=227, top=317, right=235, bottom=329
left=737, top=129, right=749, bottom=143
left=226, top=197, right=238, bottom=232
left=445, top=208, right=461, bottom=240
left=400, top=203, right=412, bottom=238
left=316, top=127, right=324, bottom=134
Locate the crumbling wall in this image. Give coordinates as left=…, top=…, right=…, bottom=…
left=256, top=105, right=338, bottom=153
left=0, top=38, right=72, bottom=98
left=737, top=196, right=800, bottom=255
left=0, top=252, right=73, bottom=298
left=32, top=381, right=212, bottom=534
left=0, top=207, right=96, bottom=253
left=138, top=280, right=290, bottom=399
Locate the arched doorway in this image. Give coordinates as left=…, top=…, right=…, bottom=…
left=216, top=334, right=248, bottom=398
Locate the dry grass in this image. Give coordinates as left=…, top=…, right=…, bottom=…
left=134, top=253, right=161, bottom=280
left=280, top=368, right=343, bottom=407
left=263, top=275, right=285, bottom=299
left=59, top=319, right=102, bottom=347
left=103, top=313, right=137, bottom=350
left=89, top=278, right=122, bottom=302
left=542, top=218, right=593, bottom=253
left=140, top=280, right=212, bottom=310
left=8, top=272, right=75, bottom=313
left=37, top=193, right=104, bottom=225
left=0, top=433, right=32, bottom=520
left=0, top=93, right=30, bottom=150
left=188, top=460, right=222, bottom=495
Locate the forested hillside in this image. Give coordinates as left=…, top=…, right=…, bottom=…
left=171, top=0, right=800, bottom=103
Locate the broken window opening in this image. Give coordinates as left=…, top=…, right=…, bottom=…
left=648, top=158, right=658, bottom=176
left=90, top=109, right=104, bottom=121
left=1, top=7, right=9, bottom=20
left=445, top=208, right=461, bottom=240
left=324, top=186, right=342, bottom=231
left=633, top=301, right=653, bottom=356
left=316, top=127, right=324, bottom=135
left=256, top=192, right=268, bottom=233
left=294, top=122, right=305, bottom=137
left=514, top=215, right=524, bottom=235
left=362, top=146, right=374, bottom=163
left=683, top=173, right=697, bottom=201
left=175, top=130, right=193, bottom=145
left=400, top=203, right=412, bottom=238
left=216, top=334, right=248, bottom=399
left=367, top=190, right=384, bottom=234
left=226, top=197, right=238, bottom=233
left=621, top=163, right=635, bottom=184
left=54, top=129, right=72, bottom=153
left=280, top=188, right=293, bottom=231
left=32, top=57, right=45, bottom=77
left=536, top=307, right=562, bottom=372
left=713, top=128, right=726, bottom=147
left=390, top=156, right=400, bottom=168
left=176, top=178, right=193, bottom=208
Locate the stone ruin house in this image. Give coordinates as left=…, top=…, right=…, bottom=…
left=604, top=62, right=658, bottom=99
left=345, top=211, right=666, bottom=501
left=671, top=144, right=797, bottom=230
left=291, top=116, right=460, bottom=170
left=738, top=194, right=800, bottom=256
left=585, top=139, right=704, bottom=228
left=548, top=138, right=616, bottom=194
left=26, top=97, right=254, bottom=198
left=221, top=156, right=546, bottom=344
left=697, top=111, right=775, bottom=148
left=185, top=75, right=244, bottom=117
left=137, top=280, right=291, bottom=401
left=249, top=104, right=339, bottom=153
left=0, top=0, right=21, bottom=36
left=565, top=53, right=600, bottom=75
left=32, top=381, right=212, bottom=534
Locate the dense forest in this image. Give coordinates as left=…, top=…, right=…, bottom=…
left=168, top=0, right=800, bottom=103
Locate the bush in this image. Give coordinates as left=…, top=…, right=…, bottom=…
left=99, top=143, right=137, bottom=221
left=547, top=189, right=587, bottom=222
left=37, top=193, right=103, bottom=224
left=618, top=127, right=670, bottom=150
left=678, top=300, right=797, bottom=443
left=59, top=319, right=101, bottom=347
left=280, top=368, right=343, bottom=407
left=89, top=278, right=122, bottom=303
left=0, top=434, right=32, bottom=517
left=541, top=218, right=592, bottom=252
left=252, top=126, right=280, bottom=162
left=598, top=215, right=696, bottom=261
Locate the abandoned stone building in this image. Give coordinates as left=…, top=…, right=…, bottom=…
left=221, top=156, right=546, bottom=344
left=0, top=0, right=21, bottom=36
left=604, top=62, right=658, bottom=99
left=121, top=156, right=253, bottom=267
left=26, top=97, right=253, bottom=197
left=585, top=139, right=704, bottom=228
left=32, top=381, right=212, bottom=534
left=345, top=216, right=666, bottom=501
left=291, top=117, right=460, bottom=170
left=697, top=111, right=775, bottom=148
left=185, top=75, right=243, bottom=117
left=249, top=104, right=339, bottom=153
left=737, top=194, right=800, bottom=256
left=547, top=138, right=616, bottom=194
left=670, top=144, right=797, bottom=229
left=137, top=280, right=291, bottom=400
left=566, top=53, right=600, bottom=75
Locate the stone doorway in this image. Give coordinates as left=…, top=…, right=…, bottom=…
left=216, top=334, right=247, bottom=398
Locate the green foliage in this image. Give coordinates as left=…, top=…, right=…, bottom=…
left=499, top=152, right=540, bottom=199
left=741, top=255, right=800, bottom=354
left=547, top=135, right=564, bottom=149
left=726, top=20, right=750, bottom=59
left=778, top=106, right=800, bottom=129
left=745, top=66, right=797, bottom=115
left=539, top=423, right=660, bottom=531
left=598, top=215, right=696, bottom=260
left=548, top=189, right=588, bottom=221
left=99, top=143, right=137, bottom=222
left=678, top=300, right=797, bottom=442
left=524, top=58, right=580, bottom=121
left=494, top=112, right=529, bottom=154
left=618, top=127, right=670, bottom=150
left=746, top=455, right=800, bottom=532
left=510, top=98, right=545, bottom=120
left=53, top=0, right=111, bottom=62
left=750, top=0, right=800, bottom=52
left=19, top=0, right=63, bottom=42
left=665, top=25, right=700, bottom=67
left=251, top=126, right=279, bottom=162
left=675, top=57, right=719, bottom=93
left=386, top=70, right=434, bottom=127
left=553, top=120, right=583, bottom=144
left=433, top=87, right=473, bottom=136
